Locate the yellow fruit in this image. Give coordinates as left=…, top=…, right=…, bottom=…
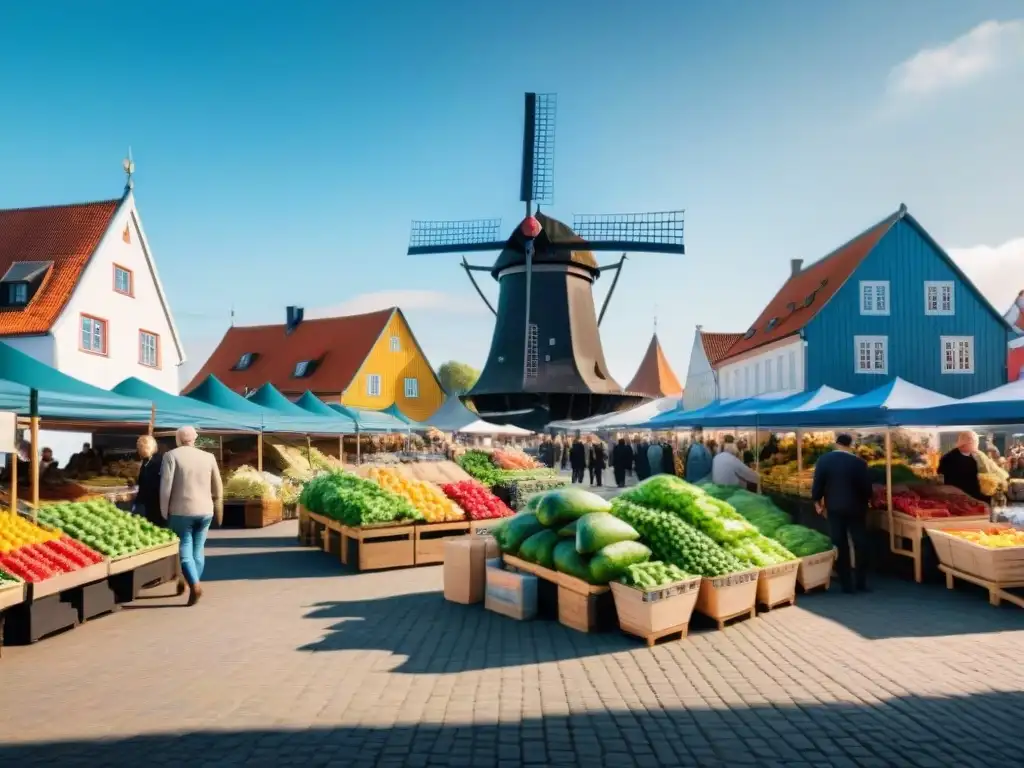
left=366, top=468, right=464, bottom=523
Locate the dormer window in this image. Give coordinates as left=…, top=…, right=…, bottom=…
left=0, top=261, right=51, bottom=309
left=743, top=328, right=756, bottom=340
left=294, top=360, right=312, bottom=378
left=234, top=352, right=256, bottom=371
left=765, top=317, right=779, bottom=331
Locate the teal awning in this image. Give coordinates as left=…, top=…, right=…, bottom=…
left=293, top=390, right=409, bottom=432
left=186, top=375, right=344, bottom=434
left=248, top=383, right=356, bottom=433
left=378, top=402, right=428, bottom=429
left=114, top=377, right=260, bottom=432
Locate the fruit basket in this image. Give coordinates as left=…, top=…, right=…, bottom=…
left=927, top=524, right=1024, bottom=584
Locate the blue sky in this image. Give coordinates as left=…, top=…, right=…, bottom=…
left=1, top=1, right=1022, bottom=390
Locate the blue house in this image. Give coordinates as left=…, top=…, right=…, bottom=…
left=715, top=204, right=1010, bottom=400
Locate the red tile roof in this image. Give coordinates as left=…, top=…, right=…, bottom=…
left=1004, top=290, right=1024, bottom=334
left=183, top=308, right=396, bottom=396
left=699, top=330, right=744, bottom=367
left=720, top=210, right=901, bottom=362
left=0, top=199, right=121, bottom=335
left=625, top=333, right=683, bottom=397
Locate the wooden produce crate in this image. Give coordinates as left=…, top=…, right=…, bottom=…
left=28, top=560, right=109, bottom=601
left=3, top=592, right=79, bottom=645
left=414, top=521, right=471, bottom=565
left=109, top=551, right=179, bottom=603
left=222, top=498, right=283, bottom=529
left=610, top=576, right=702, bottom=646
left=880, top=511, right=990, bottom=583
left=756, top=561, right=799, bottom=611
left=694, top=568, right=759, bottom=630
left=927, top=523, right=1024, bottom=606
left=340, top=523, right=416, bottom=572
left=468, top=518, right=509, bottom=537
left=108, top=541, right=179, bottom=576
left=797, top=549, right=836, bottom=593
left=0, top=579, right=26, bottom=612
left=502, top=554, right=615, bottom=633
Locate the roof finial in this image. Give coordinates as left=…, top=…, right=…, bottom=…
left=653, top=306, right=658, bottom=335
left=122, top=147, right=135, bottom=193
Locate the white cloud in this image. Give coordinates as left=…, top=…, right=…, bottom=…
left=887, top=20, right=1024, bottom=97
left=949, top=238, right=1024, bottom=313
left=307, top=289, right=485, bottom=318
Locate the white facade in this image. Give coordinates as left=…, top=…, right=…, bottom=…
left=47, top=194, right=183, bottom=392
left=681, top=331, right=716, bottom=411
left=717, top=336, right=806, bottom=400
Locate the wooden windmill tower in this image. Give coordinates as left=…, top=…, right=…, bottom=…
left=408, top=93, right=685, bottom=430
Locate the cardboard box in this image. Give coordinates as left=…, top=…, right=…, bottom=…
left=443, top=536, right=498, bottom=604
left=484, top=558, right=538, bottom=620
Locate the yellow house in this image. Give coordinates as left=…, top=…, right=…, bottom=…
left=184, top=306, right=445, bottom=422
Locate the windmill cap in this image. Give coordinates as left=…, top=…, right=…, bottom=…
left=492, top=212, right=598, bottom=277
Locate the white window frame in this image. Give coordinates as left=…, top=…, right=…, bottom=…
left=389, top=335, right=400, bottom=352
left=236, top=352, right=253, bottom=370
left=80, top=315, right=107, bottom=355
left=404, top=377, right=419, bottom=398
left=859, top=281, right=890, bottom=316
left=9, top=283, right=27, bottom=304
left=854, top=335, right=888, bottom=375
left=294, top=360, right=310, bottom=378
left=941, top=336, right=974, bottom=374
left=366, top=374, right=381, bottom=397
left=924, top=281, right=954, bottom=316
left=139, top=330, right=159, bottom=368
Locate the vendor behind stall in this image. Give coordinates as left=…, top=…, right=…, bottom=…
left=938, top=431, right=987, bottom=502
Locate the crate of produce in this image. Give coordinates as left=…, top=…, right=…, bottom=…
left=0, top=574, right=26, bottom=612
left=415, top=521, right=471, bottom=565
left=222, top=498, right=283, bottom=529
left=442, top=480, right=515, bottom=539
left=342, top=523, right=416, bottom=572
left=797, top=549, right=836, bottom=592
left=610, top=575, right=701, bottom=646
left=502, top=554, right=614, bottom=633
left=108, top=540, right=179, bottom=576
left=756, top=560, right=799, bottom=610
left=927, top=525, right=1024, bottom=584
left=694, top=568, right=759, bottom=630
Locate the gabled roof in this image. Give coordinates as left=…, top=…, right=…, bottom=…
left=699, top=330, right=744, bottom=366
left=625, top=333, right=683, bottom=397
left=183, top=307, right=397, bottom=396
left=1005, top=290, right=1024, bottom=335
left=0, top=198, right=121, bottom=335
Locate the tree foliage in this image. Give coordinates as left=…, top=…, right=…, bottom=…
left=437, top=361, right=480, bottom=395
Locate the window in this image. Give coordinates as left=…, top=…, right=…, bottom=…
left=366, top=374, right=381, bottom=397
left=775, top=356, right=784, bottom=391
left=859, top=281, right=889, bottom=316
left=925, top=281, right=954, bottom=316
left=6, top=282, right=27, bottom=305
left=941, top=336, right=974, bottom=374
left=293, top=360, right=311, bottom=378
left=404, top=377, right=419, bottom=398
left=234, top=352, right=255, bottom=371
left=80, top=315, right=107, bottom=355
left=855, top=335, right=888, bottom=374
left=139, top=330, right=159, bottom=368
left=389, top=335, right=400, bottom=352
left=113, top=265, right=133, bottom=296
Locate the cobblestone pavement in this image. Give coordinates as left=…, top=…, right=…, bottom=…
left=1, top=521, right=1023, bottom=767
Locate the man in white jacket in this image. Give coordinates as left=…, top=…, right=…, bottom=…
left=711, top=438, right=760, bottom=488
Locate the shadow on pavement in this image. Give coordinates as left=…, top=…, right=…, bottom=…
left=205, top=535, right=300, bottom=550
left=202, top=548, right=348, bottom=581
left=2, top=691, right=1022, bottom=766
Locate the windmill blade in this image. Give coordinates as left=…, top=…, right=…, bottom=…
left=520, top=93, right=556, bottom=207
left=572, top=211, right=685, bottom=254
left=407, top=218, right=506, bottom=255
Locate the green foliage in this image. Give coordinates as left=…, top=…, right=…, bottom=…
left=437, top=361, right=480, bottom=395
left=773, top=524, right=833, bottom=557
left=619, top=561, right=692, bottom=590
left=299, top=471, right=421, bottom=526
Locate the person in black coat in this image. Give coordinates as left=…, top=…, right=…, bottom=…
left=634, top=439, right=651, bottom=481
left=588, top=439, right=607, bottom=486
left=811, top=434, right=873, bottom=593
left=660, top=441, right=675, bottom=476
left=569, top=438, right=587, bottom=484
left=134, top=435, right=166, bottom=528
left=937, top=432, right=988, bottom=502
left=612, top=438, right=634, bottom=488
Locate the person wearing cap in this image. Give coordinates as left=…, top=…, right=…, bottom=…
left=160, top=426, right=224, bottom=606
left=810, top=433, right=873, bottom=593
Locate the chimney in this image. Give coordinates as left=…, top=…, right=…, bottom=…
left=285, top=306, right=304, bottom=334
left=790, top=259, right=803, bottom=277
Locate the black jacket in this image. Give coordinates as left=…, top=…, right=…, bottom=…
left=569, top=441, right=586, bottom=470
left=612, top=442, right=634, bottom=472
left=588, top=443, right=607, bottom=470
left=811, top=449, right=872, bottom=515
left=661, top=443, right=675, bottom=475
left=635, top=442, right=651, bottom=476
left=938, top=449, right=984, bottom=501
left=135, top=454, right=165, bottom=526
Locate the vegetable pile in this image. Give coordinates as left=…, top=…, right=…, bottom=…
left=492, top=447, right=542, bottom=470
left=772, top=525, right=833, bottom=557
left=947, top=527, right=1024, bottom=548
left=458, top=450, right=563, bottom=488
left=224, top=465, right=274, bottom=500
left=0, top=566, right=19, bottom=584
left=0, top=510, right=104, bottom=582
left=36, top=499, right=177, bottom=558
left=300, top=471, right=421, bottom=526
left=872, top=485, right=988, bottom=519
left=366, top=467, right=463, bottom=523
left=441, top=480, right=514, bottom=520
left=620, top=561, right=693, bottom=590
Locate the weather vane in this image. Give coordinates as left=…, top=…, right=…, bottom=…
left=122, top=147, right=135, bottom=192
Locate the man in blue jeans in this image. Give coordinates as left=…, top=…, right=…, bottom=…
left=160, top=426, right=224, bottom=606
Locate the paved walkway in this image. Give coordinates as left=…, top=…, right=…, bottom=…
left=1, top=522, right=1023, bottom=767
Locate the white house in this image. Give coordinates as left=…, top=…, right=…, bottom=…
left=0, top=189, right=185, bottom=392
left=681, top=327, right=743, bottom=411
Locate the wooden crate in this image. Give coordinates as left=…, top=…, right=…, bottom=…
left=502, top=554, right=614, bottom=633
left=222, top=498, right=283, bottom=529
left=468, top=518, right=508, bottom=537
left=108, top=541, right=180, bottom=576
left=340, top=524, right=416, bottom=572
left=3, top=592, right=79, bottom=645
left=694, top=568, right=759, bottom=630
left=928, top=525, right=1024, bottom=583
left=756, top=561, right=799, bottom=610
left=939, top=564, right=1024, bottom=609
left=610, top=576, right=701, bottom=646
left=305, top=511, right=330, bottom=547
left=28, top=560, right=109, bottom=601
left=0, top=580, right=26, bottom=612
left=109, top=553, right=178, bottom=603
left=415, top=521, right=471, bottom=565
left=880, top=511, right=990, bottom=583
left=797, top=550, right=836, bottom=593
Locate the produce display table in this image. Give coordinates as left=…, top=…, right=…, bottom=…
left=610, top=576, right=701, bottom=646
left=0, top=579, right=25, bottom=612
left=881, top=512, right=990, bottom=583
left=756, top=561, right=799, bottom=610
left=340, top=523, right=415, bottom=571
left=108, top=541, right=180, bottom=603
left=694, top=568, right=759, bottom=630
left=928, top=525, right=1024, bottom=609
left=503, top=555, right=615, bottom=633
left=414, top=521, right=471, bottom=565
left=5, top=560, right=110, bottom=645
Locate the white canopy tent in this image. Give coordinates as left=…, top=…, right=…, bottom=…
left=456, top=420, right=534, bottom=436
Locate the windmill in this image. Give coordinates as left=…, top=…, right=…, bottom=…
left=408, top=93, right=685, bottom=430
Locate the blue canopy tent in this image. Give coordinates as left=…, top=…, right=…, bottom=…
left=886, top=378, right=1024, bottom=428
left=328, top=404, right=409, bottom=433
left=186, top=375, right=329, bottom=434
left=697, top=387, right=852, bottom=429
left=113, top=377, right=261, bottom=432
left=378, top=402, right=429, bottom=430
left=644, top=398, right=736, bottom=429
left=248, top=383, right=357, bottom=433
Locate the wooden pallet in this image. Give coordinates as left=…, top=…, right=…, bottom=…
left=694, top=568, right=759, bottom=630
left=713, top=606, right=757, bottom=630
left=880, top=512, right=989, bottom=583
left=939, top=565, right=1024, bottom=609
left=756, top=561, right=799, bottom=611
left=620, top=619, right=689, bottom=647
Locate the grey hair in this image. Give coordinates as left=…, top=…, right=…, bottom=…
left=176, top=426, right=198, bottom=446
